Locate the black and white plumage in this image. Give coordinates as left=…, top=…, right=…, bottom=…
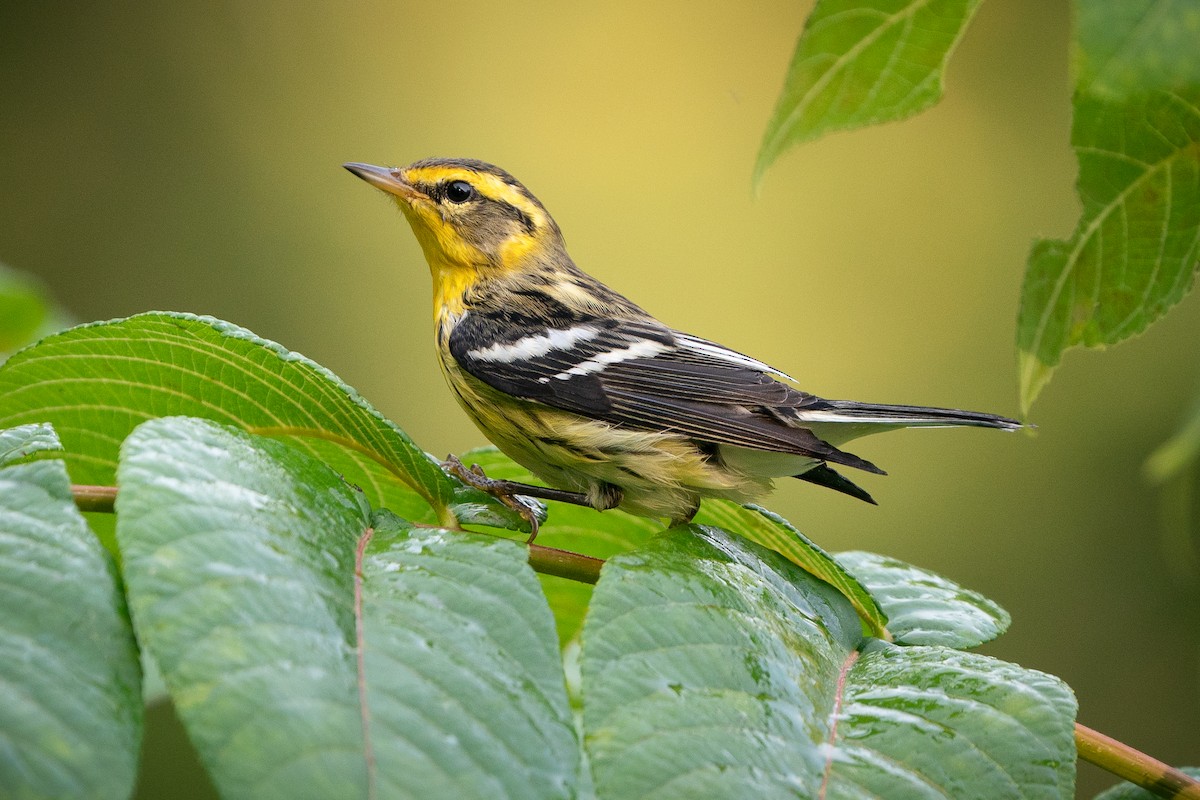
left=345, top=157, right=1022, bottom=523
left=443, top=296, right=1020, bottom=518
left=449, top=315, right=875, bottom=469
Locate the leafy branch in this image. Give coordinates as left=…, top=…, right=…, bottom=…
left=1, top=1, right=1196, bottom=795
left=0, top=314, right=1075, bottom=798
left=752, top=4, right=1200, bottom=789
left=64, top=477, right=1200, bottom=800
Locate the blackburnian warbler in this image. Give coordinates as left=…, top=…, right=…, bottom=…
left=345, top=158, right=1020, bottom=527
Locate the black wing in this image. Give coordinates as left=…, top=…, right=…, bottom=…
left=447, top=313, right=883, bottom=474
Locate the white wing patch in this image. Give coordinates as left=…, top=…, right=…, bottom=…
left=468, top=325, right=600, bottom=363
left=552, top=339, right=670, bottom=380
left=675, top=333, right=794, bottom=381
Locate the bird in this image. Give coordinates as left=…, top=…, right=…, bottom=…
left=344, top=157, right=1021, bottom=530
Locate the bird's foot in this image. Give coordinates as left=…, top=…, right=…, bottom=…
left=442, top=454, right=549, bottom=542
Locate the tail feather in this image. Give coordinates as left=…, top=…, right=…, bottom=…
left=793, top=464, right=877, bottom=504
left=800, top=400, right=1022, bottom=431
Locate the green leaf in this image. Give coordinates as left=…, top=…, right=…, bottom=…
left=754, top=0, right=983, bottom=185
left=827, top=643, right=1076, bottom=799
left=1093, top=767, right=1200, bottom=799
left=836, top=550, right=1010, bottom=647
left=0, top=422, right=64, bottom=467
left=582, top=526, right=864, bottom=798
left=0, top=264, right=51, bottom=356
left=0, top=311, right=522, bottom=529
left=694, top=500, right=888, bottom=638
left=117, top=416, right=370, bottom=798
left=118, top=417, right=578, bottom=799
left=582, top=525, right=1077, bottom=799
left=1016, top=1, right=1200, bottom=412
left=1145, top=389, right=1200, bottom=483
left=1142, top=390, right=1200, bottom=582
left=362, top=510, right=578, bottom=799
left=0, top=423, right=142, bottom=800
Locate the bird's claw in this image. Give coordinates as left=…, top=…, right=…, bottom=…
left=442, top=454, right=542, bottom=543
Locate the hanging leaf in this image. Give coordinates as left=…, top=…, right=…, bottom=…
left=1016, top=1, right=1200, bottom=412
left=755, top=0, right=983, bottom=185
left=1145, top=389, right=1200, bottom=484
left=0, top=263, right=66, bottom=358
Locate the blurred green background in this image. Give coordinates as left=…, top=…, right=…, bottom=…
left=2, top=1, right=1196, bottom=796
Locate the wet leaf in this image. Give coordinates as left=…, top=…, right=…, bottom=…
left=0, top=422, right=64, bottom=467
left=117, top=417, right=369, bottom=798
left=458, top=446, right=660, bottom=645
left=0, top=423, right=141, bottom=799
left=582, top=525, right=1076, bottom=799
left=837, top=550, right=1009, bottom=647
left=695, top=501, right=888, bottom=638
left=362, top=511, right=578, bottom=799
left=117, top=417, right=576, bottom=799
left=827, top=643, right=1076, bottom=799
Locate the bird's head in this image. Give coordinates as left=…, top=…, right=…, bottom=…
left=345, top=158, right=564, bottom=286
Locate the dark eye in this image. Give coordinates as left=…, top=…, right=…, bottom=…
left=444, top=180, right=474, bottom=203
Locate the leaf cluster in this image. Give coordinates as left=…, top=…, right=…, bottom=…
left=755, top=0, right=1200, bottom=414
left=0, top=313, right=1083, bottom=799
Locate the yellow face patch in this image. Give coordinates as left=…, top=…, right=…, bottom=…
left=349, top=159, right=566, bottom=321
left=401, top=164, right=549, bottom=233
left=396, top=201, right=485, bottom=271
left=392, top=163, right=553, bottom=318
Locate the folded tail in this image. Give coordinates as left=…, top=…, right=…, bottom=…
left=797, top=400, right=1023, bottom=431
left=786, top=400, right=1021, bottom=503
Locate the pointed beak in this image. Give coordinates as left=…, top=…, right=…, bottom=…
left=343, top=162, right=422, bottom=201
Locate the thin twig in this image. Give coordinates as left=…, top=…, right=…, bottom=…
left=72, top=484, right=117, bottom=513
left=71, top=484, right=606, bottom=583
left=1076, top=722, right=1200, bottom=799
left=527, top=543, right=604, bottom=584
